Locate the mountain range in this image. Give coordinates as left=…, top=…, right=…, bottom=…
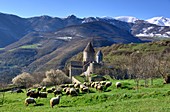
left=0, top=13, right=170, bottom=48
left=114, top=16, right=170, bottom=26
left=0, top=12, right=170, bottom=83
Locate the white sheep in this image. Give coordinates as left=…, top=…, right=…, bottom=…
left=50, top=95, right=61, bottom=108
left=115, top=82, right=122, bottom=88
left=39, top=92, right=48, bottom=98
left=69, top=88, right=78, bottom=96
left=105, top=81, right=112, bottom=88
left=25, top=97, right=36, bottom=106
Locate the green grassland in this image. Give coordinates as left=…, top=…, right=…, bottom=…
left=8, top=44, right=40, bottom=52
left=0, top=79, right=170, bottom=112
left=70, top=40, right=170, bottom=64
left=19, top=44, right=41, bottom=49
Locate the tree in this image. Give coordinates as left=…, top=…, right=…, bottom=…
left=32, top=72, right=45, bottom=84
left=41, top=69, right=71, bottom=86
left=157, top=53, right=170, bottom=84
left=12, top=72, right=35, bottom=89
left=126, top=52, right=145, bottom=90
left=104, top=55, right=129, bottom=79
left=144, top=54, right=159, bottom=85
left=111, top=55, right=129, bottom=79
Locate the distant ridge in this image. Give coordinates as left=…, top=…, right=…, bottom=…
left=0, top=12, right=170, bottom=47
left=0, top=12, right=170, bottom=83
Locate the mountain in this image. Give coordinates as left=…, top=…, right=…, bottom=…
left=131, top=20, right=170, bottom=39
left=0, top=12, right=170, bottom=47
left=0, top=21, right=142, bottom=83
left=112, top=16, right=170, bottom=39
left=0, top=13, right=28, bottom=47
left=0, top=12, right=170, bottom=83
left=0, top=14, right=84, bottom=48
left=114, top=16, right=139, bottom=23
left=146, top=17, right=170, bottom=26
left=114, top=16, right=170, bottom=27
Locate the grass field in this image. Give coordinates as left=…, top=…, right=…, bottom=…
left=19, top=44, right=41, bottom=49
left=0, top=79, right=170, bottom=112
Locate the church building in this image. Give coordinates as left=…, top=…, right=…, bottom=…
left=69, top=42, right=103, bottom=82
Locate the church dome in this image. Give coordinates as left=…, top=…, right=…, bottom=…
left=84, top=42, right=95, bottom=53
left=96, top=50, right=103, bottom=56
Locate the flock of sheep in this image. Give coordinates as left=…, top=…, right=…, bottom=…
left=21, top=81, right=122, bottom=108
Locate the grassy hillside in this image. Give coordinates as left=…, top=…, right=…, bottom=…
left=71, top=40, right=170, bottom=64
left=0, top=79, right=170, bottom=112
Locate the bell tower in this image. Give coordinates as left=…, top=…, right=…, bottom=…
left=96, top=50, right=103, bottom=63
left=83, top=42, right=95, bottom=63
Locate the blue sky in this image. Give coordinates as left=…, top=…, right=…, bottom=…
left=0, top=0, right=170, bottom=19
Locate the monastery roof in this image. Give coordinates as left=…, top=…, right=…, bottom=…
left=84, top=42, right=95, bottom=53
left=96, top=50, right=103, bottom=56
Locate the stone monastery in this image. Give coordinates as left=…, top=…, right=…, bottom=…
left=69, top=42, right=104, bottom=82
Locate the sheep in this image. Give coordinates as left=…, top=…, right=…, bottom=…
left=65, top=84, right=69, bottom=87
left=27, top=88, right=31, bottom=92
left=54, top=89, right=62, bottom=96
left=29, top=91, right=39, bottom=98
left=37, top=87, right=42, bottom=91
left=80, top=84, right=86, bottom=91
left=68, top=84, right=74, bottom=88
left=69, top=88, right=78, bottom=96
left=42, top=86, right=46, bottom=92
left=17, top=89, right=24, bottom=93
left=60, top=84, right=66, bottom=88
left=83, top=82, right=88, bottom=86
left=39, top=92, right=47, bottom=98
left=91, top=82, right=95, bottom=88
left=105, top=81, right=112, bottom=88
left=100, top=81, right=106, bottom=86
left=96, top=85, right=104, bottom=92
left=11, top=88, right=24, bottom=93
left=50, top=95, right=61, bottom=108
left=26, top=90, right=35, bottom=96
left=63, top=87, right=67, bottom=92
left=47, top=89, right=53, bottom=93
left=65, top=88, right=70, bottom=95
left=94, top=83, right=98, bottom=89
left=115, top=82, right=122, bottom=88
left=75, top=88, right=80, bottom=94
left=74, top=83, right=80, bottom=88
left=82, top=87, right=89, bottom=93
left=51, top=87, right=56, bottom=91
left=25, top=97, right=36, bottom=106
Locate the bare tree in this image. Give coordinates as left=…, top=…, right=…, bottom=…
left=41, top=69, right=71, bottom=86
left=157, top=53, right=170, bottom=84
left=32, top=72, right=45, bottom=84
left=144, top=54, right=159, bottom=85
left=12, top=72, right=35, bottom=89
left=126, top=52, right=145, bottom=90
left=111, top=56, right=128, bottom=79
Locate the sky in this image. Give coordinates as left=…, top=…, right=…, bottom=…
left=0, top=0, right=170, bottom=20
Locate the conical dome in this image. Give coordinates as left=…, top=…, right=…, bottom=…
left=96, top=50, right=103, bottom=63
left=84, top=42, right=95, bottom=53
left=83, top=42, right=95, bottom=62
left=96, top=50, right=103, bottom=57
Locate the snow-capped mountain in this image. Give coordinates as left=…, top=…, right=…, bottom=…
left=146, top=17, right=170, bottom=26
left=114, top=16, right=139, bottom=23
left=131, top=20, right=170, bottom=38
left=0, top=11, right=170, bottom=48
